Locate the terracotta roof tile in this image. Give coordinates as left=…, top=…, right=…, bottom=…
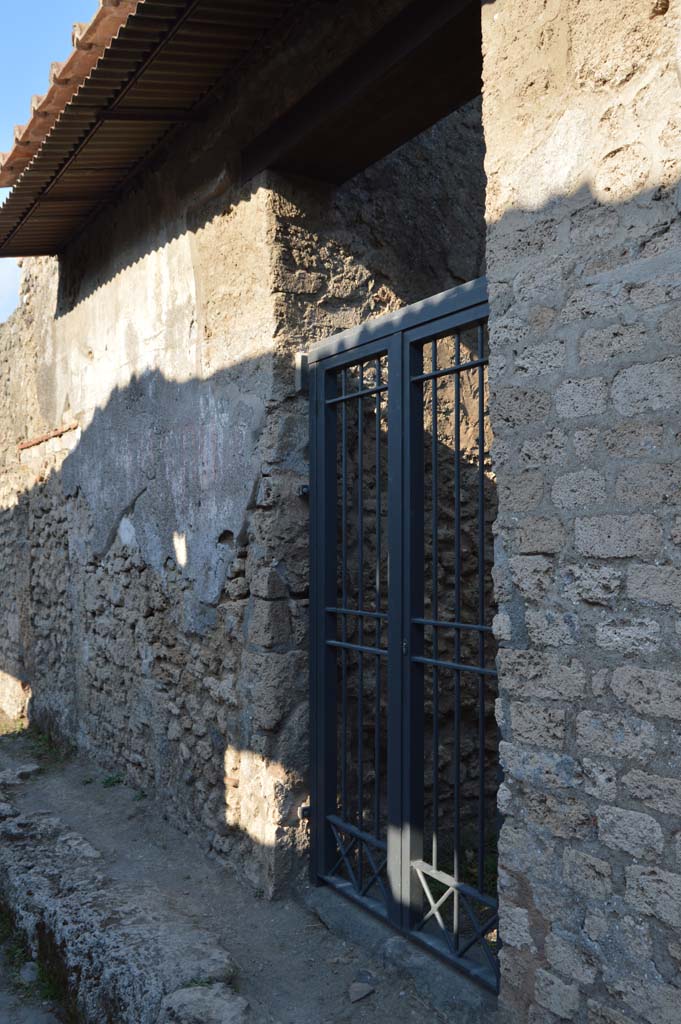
left=0, top=1, right=139, bottom=187
left=0, top=0, right=302, bottom=257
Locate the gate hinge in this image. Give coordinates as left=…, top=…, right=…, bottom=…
left=298, top=804, right=311, bottom=822
left=402, top=639, right=408, bottom=656
left=295, top=353, right=309, bottom=395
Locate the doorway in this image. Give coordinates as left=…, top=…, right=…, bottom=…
left=309, top=278, right=499, bottom=991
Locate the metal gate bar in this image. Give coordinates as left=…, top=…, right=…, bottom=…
left=403, top=308, right=499, bottom=986
left=309, top=278, right=499, bottom=992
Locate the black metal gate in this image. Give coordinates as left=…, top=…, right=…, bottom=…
left=309, top=278, right=499, bottom=992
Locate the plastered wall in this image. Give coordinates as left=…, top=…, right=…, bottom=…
left=0, top=0, right=485, bottom=895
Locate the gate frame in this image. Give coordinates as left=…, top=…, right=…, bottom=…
left=308, top=276, right=497, bottom=990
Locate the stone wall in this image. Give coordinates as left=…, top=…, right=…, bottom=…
left=0, top=0, right=486, bottom=896
left=482, top=1, right=681, bottom=1021
left=3, top=0, right=679, bottom=1011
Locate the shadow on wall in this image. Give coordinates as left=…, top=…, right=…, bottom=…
left=0, top=327, right=498, bottom=896
left=52, top=96, right=487, bottom=321
left=0, top=154, right=679, bottom=1024
left=1, top=167, right=680, bottom=879
left=0, top=354, right=315, bottom=896
left=1, top=147, right=679, bottom=1024
left=0, top=92, right=489, bottom=898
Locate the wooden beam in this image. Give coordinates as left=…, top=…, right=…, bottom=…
left=241, top=0, right=481, bottom=185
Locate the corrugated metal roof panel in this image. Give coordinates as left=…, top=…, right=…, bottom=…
left=0, top=0, right=300, bottom=257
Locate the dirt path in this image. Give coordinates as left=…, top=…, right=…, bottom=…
left=0, top=728, right=446, bottom=1024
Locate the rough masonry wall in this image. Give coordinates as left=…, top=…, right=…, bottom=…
left=0, top=0, right=486, bottom=895
left=0, top=265, right=57, bottom=722
left=483, top=2, right=681, bottom=1022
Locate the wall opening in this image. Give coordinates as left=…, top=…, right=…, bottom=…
left=308, top=93, right=497, bottom=988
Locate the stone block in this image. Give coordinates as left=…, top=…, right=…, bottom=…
left=578, top=325, right=647, bottom=366
left=500, top=825, right=553, bottom=882
left=498, top=470, right=544, bottom=512
left=575, top=515, right=662, bottom=559
left=498, top=945, right=537, bottom=1015
left=564, top=277, right=621, bottom=329
left=535, top=969, right=580, bottom=1019
left=545, top=931, right=597, bottom=985
left=513, top=255, right=568, bottom=308
left=0, top=672, right=30, bottom=721
left=524, top=791, right=594, bottom=840
left=621, top=769, right=681, bottom=815
left=227, top=578, right=249, bottom=600
left=528, top=1005, right=562, bottom=1024
left=595, top=617, right=660, bottom=655
left=526, top=608, right=579, bottom=646
left=500, top=905, right=536, bottom=951
left=250, top=566, right=288, bottom=600
left=575, top=423, right=664, bottom=461
left=516, top=517, right=567, bottom=555
left=551, top=470, right=607, bottom=511
left=509, top=555, right=553, bottom=600
left=582, top=760, right=617, bottom=801
left=496, top=651, right=587, bottom=700
left=514, top=338, right=566, bottom=377
left=627, top=564, right=681, bottom=611
left=563, top=848, right=612, bottom=900
left=520, top=429, right=569, bottom=469
left=612, top=665, right=681, bottom=721
left=158, top=984, right=249, bottom=1023
left=605, top=973, right=681, bottom=1024
left=625, top=865, right=681, bottom=927
left=563, top=565, right=621, bottom=605
left=576, top=710, right=656, bottom=761
left=672, top=516, right=681, bottom=545
left=494, top=386, right=552, bottom=427
left=612, top=356, right=681, bottom=416
left=510, top=703, right=566, bottom=750
left=597, top=805, right=663, bottom=859
left=492, top=611, right=512, bottom=641
left=616, top=463, right=681, bottom=509
left=500, top=742, right=582, bottom=790
left=587, top=999, right=637, bottom=1024
left=497, top=782, right=512, bottom=816
left=240, top=649, right=306, bottom=731
left=594, top=131, right=652, bottom=192
left=585, top=906, right=652, bottom=965
left=591, top=669, right=610, bottom=697
left=246, top=597, right=291, bottom=651
left=556, top=378, right=608, bottom=419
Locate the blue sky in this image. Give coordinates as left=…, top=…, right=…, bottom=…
left=0, top=1, right=96, bottom=321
